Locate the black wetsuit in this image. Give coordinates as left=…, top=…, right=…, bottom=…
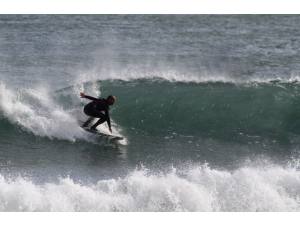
left=82, top=95, right=111, bottom=130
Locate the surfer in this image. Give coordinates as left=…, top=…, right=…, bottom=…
left=80, top=92, right=116, bottom=133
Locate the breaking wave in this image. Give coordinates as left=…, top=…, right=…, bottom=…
left=0, top=164, right=299, bottom=211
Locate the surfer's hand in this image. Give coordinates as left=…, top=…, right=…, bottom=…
left=109, top=127, right=112, bottom=133
left=80, top=92, right=85, bottom=98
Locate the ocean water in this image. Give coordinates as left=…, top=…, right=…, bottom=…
left=0, top=15, right=300, bottom=211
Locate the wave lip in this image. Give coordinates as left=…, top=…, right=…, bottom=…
left=74, top=67, right=300, bottom=85
left=0, top=165, right=299, bottom=211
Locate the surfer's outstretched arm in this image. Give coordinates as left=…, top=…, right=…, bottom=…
left=105, top=109, right=112, bottom=133
left=80, top=92, right=98, bottom=101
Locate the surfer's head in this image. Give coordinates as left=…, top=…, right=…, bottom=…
left=107, top=95, right=116, bottom=105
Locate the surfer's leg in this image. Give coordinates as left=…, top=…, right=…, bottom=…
left=82, top=117, right=94, bottom=127
left=90, top=116, right=107, bottom=130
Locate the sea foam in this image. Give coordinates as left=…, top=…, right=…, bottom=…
left=0, top=165, right=298, bottom=211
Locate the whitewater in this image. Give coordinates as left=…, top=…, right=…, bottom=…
left=0, top=15, right=300, bottom=211
left=0, top=164, right=299, bottom=211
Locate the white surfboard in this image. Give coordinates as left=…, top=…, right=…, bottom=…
left=83, top=127, right=124, bottom=141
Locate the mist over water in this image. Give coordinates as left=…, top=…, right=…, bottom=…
left=0, top=15, right=300, bottom=211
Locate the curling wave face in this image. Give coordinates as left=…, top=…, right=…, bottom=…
left=4, top=77, right=300, bottom=145
left=76, top=78, right=300, bottom=145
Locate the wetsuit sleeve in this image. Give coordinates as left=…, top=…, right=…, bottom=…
left=105, top=109, right=111, bottom=129
left=83, top=95, right=98, bottom=101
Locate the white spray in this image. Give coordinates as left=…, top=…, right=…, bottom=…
left=0, top=164, right=298, bottom=211
left=0, top=83, right=88, bottom=141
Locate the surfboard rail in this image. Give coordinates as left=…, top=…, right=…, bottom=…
left=83, top=127, right=124, bottom=141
